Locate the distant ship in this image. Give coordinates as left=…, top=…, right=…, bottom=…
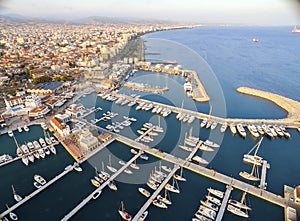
left=292, top=25, right=300, bottom=33
left=252, top=38, right=259, bottom=43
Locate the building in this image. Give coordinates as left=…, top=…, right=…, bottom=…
left=98, top=132, right=112, bottom=142
left=27, top=82, right=63, bottom=94
left=24, top=94, right=42, bottom=108
left=50, top=116, right=70, bottom=137
left=65, top=103, right=84, bottom=118
left=28, top=104, right=50, bottom=121
left=78, top=128, right=99, bottom=151
left=4, top=96, right=23, bottom=109
left=295, top=186, right=300, bottom=204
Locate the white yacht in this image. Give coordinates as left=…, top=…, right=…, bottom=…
left=39, top=138, right=47, bottom=147
left=106, top=155, right=117, bottom=173
left=200, top=200, right=219, bottom=211
left=199, top=144, right=214, bottom=152
left=204, top=140, right=220, bottom=148
left=23, top=125, right=29, bottom=132
left=200, top=118, right=207, bottom=128
left=210, top=121, right=218, bottom=130
left=206, top=195, right=221, bottom=206
left=236, top=124, right=246, bottom=138
left=192, top=155, right=209, bottom=165
left=34, top=174, right=46, bottom=185
left=138, top=187, right=151, bottom=198
left=17, top=127, right=22, bottom=133
left=197, top=205, right=216, bottom=220
left=227, top=204, right=249, bottom=218
left=152, top=199, right=168, bottom=209
left=8, top=130, right=14, bottom=137
left=220, top=122, right=227, bottom=133
left=229, top=124, right=237, bottom=134
left=207, top=187, right=224, bottom=199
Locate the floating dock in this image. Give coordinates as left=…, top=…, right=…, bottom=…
left=215, top=185, right=233, bottom=221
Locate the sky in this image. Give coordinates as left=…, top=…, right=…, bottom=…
left=0, top=0, right=299, bottom=25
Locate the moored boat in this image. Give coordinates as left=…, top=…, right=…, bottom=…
left=207, top=187, right=224, bottom=199
left=227, top=204, right=249, bottom=218
left=138, top=187, right=151, bottom=198
left=192, top=155, right=208, bottom=165
left=118, top=201, right=132, bottom=221
left=34, top=174, right=46, bottom=185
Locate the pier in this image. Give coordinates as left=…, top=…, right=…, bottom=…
left=259, top=160, right=270, bottom=190
left=114, top=134, right=300, bottom=210
left=61, top=151, right=142, bottom=221
left=215, top=185, right=233, bottom=221
left=0, top=165, right=74, bottom=219
left=132, top=165, right=180, bottom=221
left=135, top=126, right=155, bottom=142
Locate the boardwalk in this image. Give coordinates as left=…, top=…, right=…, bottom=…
left=0, top=165, right=74, bottom=219
left=132, top=165, right=180, bottom=221
left=61, top=152, right=142, bottom=221
left=215, top=185, right=233, bottom=221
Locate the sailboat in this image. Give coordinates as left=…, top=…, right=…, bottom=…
left=153, top=199, right=168, bottom=209
left=157, top=189, right=172, bottom=205
left=243, top=137, right=264, bottom=166
left=292, top=25, right=300, bottom=33
left=165, top=178, right=180, bottom=194
left=108, top=180, right=118, bottom=191
left=100, top=161, right=111, bottom=180
left=106, top=155, right=117, bottom=173
left=130, top=160, right=140, bottom=170
left=173, top=166, right=186, bottom=181
left=118, top=201, right=132, bottom=221
left=239, top=163, right=260, bottom=182
left=11, top=185, right=22, bottom=202
left=228, top=191, right=252, bottom=210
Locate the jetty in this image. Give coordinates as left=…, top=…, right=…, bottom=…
left=0, top=165, right=74, bottom=219
left=61, top=151, right=142, bottom=221
left=215, top=185, right=233, bottom=221
left=259, top=160, right=270, bottom=190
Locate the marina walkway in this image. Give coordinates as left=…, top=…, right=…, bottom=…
left=115, top=134, right=300, bottom=211
left=259, top=160, right=270, bottom=190
left=61, top=152, right=142, bottom=221
left=135, top=126, right=155, bottom=142
left=132, top=165, right=180, bottom=221
left=0, top=165, right=74, bottom=219
left=215, top=185, right=233, bottom=221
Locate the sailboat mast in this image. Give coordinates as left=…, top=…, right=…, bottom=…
left=253, top=137, right=264, bottom=156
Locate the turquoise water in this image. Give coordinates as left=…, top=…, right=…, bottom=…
left=0, top=27, right=300, bottom=220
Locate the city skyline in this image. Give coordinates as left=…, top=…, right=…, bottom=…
left=0, top=0, right=300, bottom=25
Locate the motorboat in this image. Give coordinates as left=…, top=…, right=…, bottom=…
left=45, top=137, right=52, bottom=145
left=247, top=125, right=260, bottom=138
left=8, top=131, right=14, bottom=137
left=131, top=149, right=138, bottom=154
left=197, top=205, right=216, bottom=220
left=137, top=211, right=148, bottom=221
left=33, top=181, right=42, bottom=189
left=161, top=165, right=172, bottom=173
left=220, top=122, right=227, bottom=133
left=204, top=140, right=220, bottom=148
left=229, top=124, right=237, bottom=134
left=140, top=154, right=149, bottom=160
left=91, top=178, right=100, bottom=187
left=39, top=138, right=47, bottom=147
left=138, top=187, right=151, bottom=198
left=199, top=144, right=214, bottom=152
left=207, top=187, right=224, bottom=198
left=17, top=127, right=22, bottom=133
left=23, top=125, right=29, bottom=132
left=236, top=124, right=246, bottom=138
left=34, top=174, right=46, bottom=185
left=200, top=118, right=207, bottom=128
left=210, top=121, right=218, bottom=130
left=192, top=156, right=208, bottom=165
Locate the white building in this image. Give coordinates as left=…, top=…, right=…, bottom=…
left=50, top=116, right=70, bottom=137
left=24, top=94, right=42, bottom=108
left=78, top=128, right=98, bottom=151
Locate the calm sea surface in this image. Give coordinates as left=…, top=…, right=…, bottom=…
left=0, top=26, right=299, bottom=221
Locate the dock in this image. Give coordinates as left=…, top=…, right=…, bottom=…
left=132, top=165, right=180, bottom=221
left=0, top=156, right=21, bottom=167
left=135, top=126, right=155, bottom=142
left=259, top=160, right=270, bottom=190
left=114, top=134, right=300, bottom=210
left=215, top=185, right=233, bottom=221
left=0, top=165, right=74, bottom=219
left=61, top=151, right=142, bottom=221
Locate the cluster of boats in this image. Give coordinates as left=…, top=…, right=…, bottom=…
left=8, top=125, right=30, bottom=137
left=105, top=116, right=137, bottom=133
left=201, top=118, right=291, bottom=139
left=193, top=187, right=225, bottom=221
left=227, top=192, right=251, bottom=218
left=176, top=112, right=196, bottom=124
left=137, top=122, right=163, bottom=143
left=16, top=137, right=57, bottom=166
left=91, top=111, right=119, bottom=123
left=0, top=154, right=13, bottom=165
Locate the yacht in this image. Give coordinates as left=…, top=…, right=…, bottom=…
left=197, top=205, right=216, bottom=220
left=236, top=124, right=246, bottom=138
left=247, top=125, right=260, bottom=138
left=49, top=145, right=56, bottom=155
left=229, top=124, right=237, bottom=135
left=137, top=211, right=148, bottom=221
left=243, top=137, right=264, bottom=166
left=8, top=130, right=14, bottom=137
left=165, top=179, right=180, bottom=194
left=161, top=165, right=172, bottom=173
left=131, top=149, right=138, bottom=155
left=157, top=189, right=172, bottom=205
left=228, top=192, right=251, bottom=210
left=147, top=180, right=158, bottom=190
left=206, top=195, right=221, bottom=206
left=200, top=200, right=219, bottom=211
left=44, top=147, right=51, bottom=155
left=27, top=153, right=34, bottom=163
left=220, top=122, right=227, bottom=133
left=39, top=138, right=47, bottom=147
left=138, top=187, right=151, bottom=198
left=34, top=174, right=46, bottom=185
left=108, top=181, right=118, bottom=191
left=153, top=199, right=168, bottom=209
left=23, top=125, right=29, bottom=132
left=50, top=137, right=56, bottom=143
left=207, top=187, right=224, bottom=199
left=92, top=190, right=102, bottom=200
left=91, top=178, right=100, bottom=187
left=140, top=154, right=149, bottom=161
left=12, top=185, right=22, bottom=202
left=227, top=204, right=249, bottom=218
left=204, top=140, right=220, bottom=148
left=199, top=144, right=214, bottom=152
left=74, top=163, right=82, bottom=172
left=173, top=167, right=186, bottom=182
left=17, top=127, right=22, bottom=133
left=200, top=118, right=207, bottom=128
left=210, top=121, right=218, bottom=130
left=38, top=148, right=45, bottom=158
left=192, top=155, right=209, bottom=165
left=45, top=137, right=52, bottom=145
left=118, top=201, right=132, bottom=221
left=21, top=155, right=29, bottom=166
left=0, top=154, right=12, bottom=164
left=106, top=155, right=117, bottom=173
left=205, top=120, right=212, bottom=129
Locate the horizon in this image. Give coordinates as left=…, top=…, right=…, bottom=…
left=0, top=0, right=300, bottom=25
